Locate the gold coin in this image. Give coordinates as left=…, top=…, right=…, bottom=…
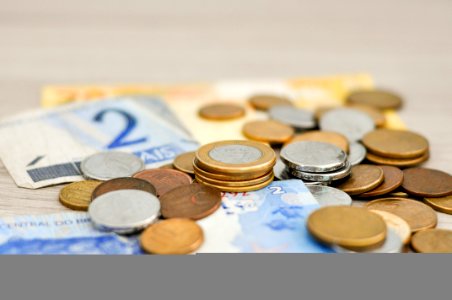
left=334, top=165, right=384, bottom=195
left=411, top=229, right=452, bottom=253
left=307, top=206, right=387, bottom=249
left=347, top=89, right=403, bottom=110
left=346, top=103, right=386, bottom=127
left=370, top=210, right=411, bottom=245
left=284, top=130, right=349, bottom=153
left=424, top=195, right=452, bottom=215
left=365, top=198, right=437, bottom=233
left=59, top=180, right=101, bottom=211
left=243, top=120, right=294, bottom=144
left=198, top=103, right=245, bottom=120
left=196, top=173, right=274, bottom=192
left=173, top=151, right=196, bottom=175
left=366, top=151, right=429, bottom=167
left=248, top=94, right=293, bottom=111
left=140, top=219, right=204, bottom=255
left=193, top=159, right=271, bottom=181
left=363, top=129, right=429, bottom=159
left=195, top=170, right=274, bottom=187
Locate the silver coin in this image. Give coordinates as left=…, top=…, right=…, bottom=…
left=319, top=108, right=375, bottom=142
left=89, top=189, right=160, bottom=234
left=273, top=159, right=291, bottom=180
left=333, top=228, right=403, bottom=253
left=269, top=105, right=316, bottom=130
left=280, top=141, right=347, bottom=172
left=348, top=142, right=367, bottom=166
left=303, top=180, right=330, bottom=186
left=81, top=152, right=145, bottom=181
left=290, top=161, right=351, bottom=182
left=307, top=185, right=352, bottom=206
left=208, top=145, right=262, bottom=164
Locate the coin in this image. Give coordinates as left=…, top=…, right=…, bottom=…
left=92, top=177, right=157, bottom=200
left=362, top=129, right=429, bottom=159
left=411, top=229, right=452, bottom=253
left=347, top=89, right=403, bottom=110
left=348, top=142, right=367, bottom=166
left=333, top=228, right=402, bottom=253
left=307, top=185, right=352, bottom=206
left=346, top=103, right=386, bottom=127
left=81, top=152, right=145, bottom=181
left=160, top=163, right=175, bottom=170
left=59, top=180, right=101, bottom=211
left=89, top=189, right=161, bottom=234
left=370, top=210, right=411, bottom=245
left=173, top=151, right=196, bottom=175
left=334, top=165, right=384, bottom=195
left=195, top=169, right=273, bottom=187
left=198, top=103, right=245, bottom=120
left=365, top=151, right=429, bottom=167
left=248, top=94, right=293, bottom=111
left=273, top=159, right=290, bottom=180
left=193, top=159, right=270, bottom=181
left=307, top=206, right=387, bottom=248
left=268, top=105, right=316, bottom=130
left=196, top=173, right=274, bottom=192
left=281, top=141, right=347, bottom=172
left=290, top=161, right=351, bottom=182
left=140, top=219, right=204, bottom=255
left=359, top=166, right=404, bottom=198
left=365, top=198, right=437, bottom=233
left=133, top=169, right=193, bottom=197
left=243, top=120, right=294, bottom=144
left=402, top=168, right=452, bottom=198
left=284, top=130, right=349, bottom=153
left=319, top=108, right=375, bottom=142
left=424, top=195, right=452, bottom=215
left=160, top=183, right=222, bottom=220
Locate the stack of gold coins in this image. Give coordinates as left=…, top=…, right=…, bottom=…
left=193, top=140, right=276, bottom=192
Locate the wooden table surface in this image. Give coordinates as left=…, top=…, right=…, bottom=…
left=0, top=0, right=451, bottom=229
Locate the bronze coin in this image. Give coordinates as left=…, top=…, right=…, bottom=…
left=402, top=168, right=452, bottom=198
left=284, top=130, right=349, bottom=153
left=59, top=180, right=102, bottom=211
left=243, top=120, right=294, bottom=144
left=91, top=177, right=157, bottom=200
left=346, top=103, right=386, bottom=127
left=195, top=169, right=274, bottom=187
left=359, top=166, right=404, bottom=198
left=196, top=173, right=274, bottom=192
left=159, top=163, right=175, bottom=170
left=173, top=151, right=196, bottom=175
left=193, top=158, right=271, bottom=181
left=362, top=129, right=429, bottom=159
left=160, top=183, right=222, bottom=220
left=248, top=94, right=293, bottom=111
left=133, top=169, right=192, bottom=197
left=424, top=195, right=452, bottom=215
left=347, top=89, right=403, bottom=110
left=334, top=164, right=384, bottom=195
left=365, top=198, right=437, bottom=233
left=365, top=151, right=429, bottom=167
left=198, top=103, right=245, bottom=120
left=411, top=229, right=452, bottom=253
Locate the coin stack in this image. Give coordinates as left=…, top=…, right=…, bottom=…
left=193, top=140, right=276, bottom=192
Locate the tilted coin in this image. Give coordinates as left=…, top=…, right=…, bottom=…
left=140, top=218, right=204, bottom=255
left=334, top=164, right=384, bottom=195
left=195, top=170, right=273, bottom=187
left=92, top=177, right=157, bottom=200
left=319, top=108, right=375, bottom=142
left=194, top=159, right=270, bottom=181
left=133, top=169, right=192, bottom=197
left=196, top=173, right=274, bottom=192
left=346, top=103, right=386, bottom=127
left=243, top=120, right=294, bottom=144
left=362, top=129, right=429, bottom=159
left=89, top=189, right=161, bottom=234
left=198, top=103, right=245, bottom=120
left=387, top=190, right=410, bottom=198
left=284, top=130, right=349, bottom=153
left=81, top=152, right=145, bottom=181
left=370, top=210, right=411, bottom=245
left=411, top=229, right=452, bottom=253
left=268, top=105, right=316, bottom=130
left=159, top=163, right=175, bottom=170
left=347, top=89, right=403, bottom=110
left=402, top=168, right=452, bottom=198
left=365, top=151, right=429, bottom=167
left=248, top=94, right=293, bottom=111
left=359, top=166, right=404, bottom=198
left=307, top=185, right=352, bottom=206
left=290, top=161, right=351, bottom=182
left=424, top=195, right=452, bottom=215
left=348, top=142, right=367, bottom=166
left=273, top=159, right=290, bottom=180
left=365, top=198, right=437, bottom=233
left=59, top=180, right=101, bottom=211
left=307, top=206, right=387, bottom=249
left=160, top=183, right=222, bottom=220
left=173, top=151, right=196, bottom=175
left=333, top=228, right=402, bottom=253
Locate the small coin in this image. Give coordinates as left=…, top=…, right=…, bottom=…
left=347, top=89, right=403, bottom=110
left=346, top=103, right=386, bottom=127
left=248, top=94, right=293, bottom=111
left=59, top=180, right=101, bottom=211
left=366, top=151, right=429, bottom=167
left=160, top=183, right=222, bottom=220
left=81, top=152, right=145, bottom=181
left=359, top=166, right=404, bottom=198
left=307, top=206, right=387, bottom=249
left=195, top=169, right=273, bottom=187
left=92, top=177, right=157, bottom=200
left=268, top=105, right=316, bottom=130
left=173, top=151, right=196, bottom=175
left=89, top=189, right=161, bottom=234
left=243, top=120, right=294, bottom=144
left=334, top=164, right=384, bottom=195
left=362, top=129, right=429, bottom=159
left=370, top=210, right=411, bottom=245
left=319, top=108, right=375, bottom=142
left=424, top=195, right=452, bottom=215
left=348, top=142, right=367, bottom=166
left=307, top=185, right=352, bottom=206
left=411, top=229, right=452, bottom=253
left=281, top=141, right=347, bottom=172
left=140, top=218, right=204, bottom=255
left=196, top=173, right=274, bottom=192
left=290, top=161, right=351, bottom=182
left=402, top=168, right=452, bottom=198
left=333, top=228, right=402, bottom=253
left=285, top=130, right=349, bottom=153
left=133, top=169, right=193, bottom=197
left=365, top=198, right=437, bottom=233
left=198, top=103, right=245, bottom=120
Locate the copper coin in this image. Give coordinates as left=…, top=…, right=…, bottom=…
left=284, top=130, right=349, bottom=153
left=248, top=94, right=293, bottom=111
left=243, top=120, right=294, bottom=144
left=198, top=103, right=245, bottom=120
left=359, top=166, right=404, bottom=198
left=366, top=151, right=429, bottom=167
left=59, top=180, right=102, bottom=211
left=140, top=218, right=204, bottom=255
left=133, top=169, right=192, bottom=197
left=334, top=164, right=384, bottom=195
left=402, top=168, right=452, bottom=198
left=173, top=151, right=196, bottom=175
left=160, top=183, right=222, bottom=220
left=424, top=195, right=452, bottom=215
left=92, top=177, right=157, bottom=200
left=347, top=89, right=403, bottom=110
left=362, top=129, right=429, bottom=159
left=365, top=198, right=437, bottom=233
left=411, top=229, right=452, bottom=253
left=346, top=103, right=386, bottom=127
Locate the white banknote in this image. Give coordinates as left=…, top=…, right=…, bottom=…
left=0, top=96, right=198, bottom=189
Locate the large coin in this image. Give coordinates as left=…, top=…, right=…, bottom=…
left=333, top=228, right=402, bottom=253
left=284, top=130, right=349, bottom=153
left=365, top=151, right=429, bottom=167
left=173, top=151, right=196, bottom=175
left=348, top=142, right=367, bottom=166
left=370, top=210, right=411, bottom=245
left=359, top=166, right=404, bottom=198
left=243, top=120, right=294, bottom=144
left=89, top=189, right=161, bottom=234
left=424, top=195, right=452, bottom=215
left=92, top=177, right=157, bottom=200
left=81, top=152, right=144, bottom=181
left=290, top=161, right=351, bottom=182
left=59, top=180, right=101, bottom=211
left=402, top=168, right=452, bottom=198
left=133, top=169, right=192, bottom=197
left=248, top=94, right=293, bottom=111
left=347, top=89, right=403, bottom=110
left=307, top=185, right=352, bottom=206
left=268, top=105, right=316, bottom=130
left=198, top=103, right=245, bottom=120
left=334, top=164, right=384, bottom=195
left=196, top=173, right=274, bottom=192
left=411, top=229, right=452, bottom=253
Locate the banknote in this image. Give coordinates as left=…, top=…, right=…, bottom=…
left=197, top=180, right=333, bottom=253
left=0, top=96, right=198, bottom=189
left=0, top=212, right=142, bottom=254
